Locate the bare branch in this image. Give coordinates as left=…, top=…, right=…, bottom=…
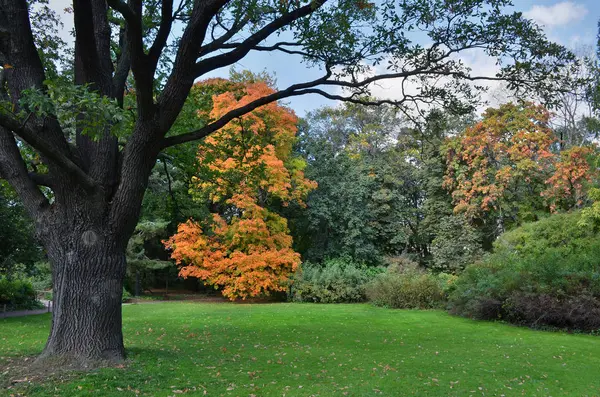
left=213, top=41, right=323, bottom=60
left=197, top=14, right=250, bottom=58
left=162, top=52, right=551, bottom=149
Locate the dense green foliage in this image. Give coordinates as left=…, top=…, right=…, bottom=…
left=2, top=303, right=600, bottom=395
left=0, top=277, right=39, bottom=310
left=290, top=258, right=382, bottom=303
left=0, top=182, right=43, bottom=277
left=429, top=215, right=484, bottom=272
left=366, top=268, right=455, bottom=310
left=121, top=288, right=132, bottom=303
left=291, top=104, right=426, bottom=265
left=449, top=212, right=600, bottom=330
left=125, top=220, right=174, bottom=295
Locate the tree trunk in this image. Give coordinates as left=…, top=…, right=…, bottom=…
left=37, top=202, right=129, bottom=366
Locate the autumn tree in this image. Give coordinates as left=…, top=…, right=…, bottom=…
left=443, top=102, right=597, bottom=235
left=165, top=78, right=316, bottom=299
left=542, top=145, right=597, bottom=212
left=0, top=0, right=577, bottom=363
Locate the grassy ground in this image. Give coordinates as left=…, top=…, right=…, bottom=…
left=1, top=303, right=599, bottom=396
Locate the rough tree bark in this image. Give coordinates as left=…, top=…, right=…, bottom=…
left=36, top=192, right=130, bottom=363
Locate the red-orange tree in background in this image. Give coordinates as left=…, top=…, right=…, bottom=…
left=443, top=102, right=597, bottom=230
left=165, top=79, right=317, bottom=299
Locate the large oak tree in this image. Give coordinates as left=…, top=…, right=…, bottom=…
left=0, top=0, right=576, bottom=365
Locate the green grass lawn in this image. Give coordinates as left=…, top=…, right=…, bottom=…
left=1, top=303, right=599, bottom=396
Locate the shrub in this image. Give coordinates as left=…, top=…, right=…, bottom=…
left=384, top=255, right=421, bottom=273
left=122, top=288, right=132, bottom=303
left=0, top=277, right=40, bottom=310
left=504, top=291, right=600, bottom=331
left=430, top=215, right=484, bottom=273
left=30, top=261, right=52, bottom=291
left=290, top=258, right=382, bottom=303
left=448, top=212, right=600, bottom=331
left=366, top=269, right=451, bottom=309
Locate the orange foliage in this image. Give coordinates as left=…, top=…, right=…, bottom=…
left=444, top=102, right=597, bottom=219
left=542, top=146, right=596, bottom=212
left=165, top=79, right=316, bottom=300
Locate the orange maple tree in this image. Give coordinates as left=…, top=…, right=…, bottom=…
left=443, top=102, right=597, bottom=223
left=165, top=78, right=317, bottom=299
left=542, top=146, right=596, bottom=212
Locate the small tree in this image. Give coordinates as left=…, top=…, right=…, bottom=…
left=126, top=220, right=172, bottom=296
left=165, top=78, right=316, bottom=299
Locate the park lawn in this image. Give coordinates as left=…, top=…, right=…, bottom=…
left=1, top=303, right=600, bottom=397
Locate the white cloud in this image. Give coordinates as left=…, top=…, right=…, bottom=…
left=523, top=2, right=587, bottom=28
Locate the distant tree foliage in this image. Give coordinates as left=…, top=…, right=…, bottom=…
left=292, top=103, right=425, bottom=265
left=449, top=211, right=600, bottom=331
left=443, top=102, right=598, bottom=235
left=0, top=182, right=43, bottom=277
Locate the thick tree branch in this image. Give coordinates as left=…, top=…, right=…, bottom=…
left=112, top=25, right=131, bottom=105
left=194, top=0, right=328, bottom=77
left=161, top=69, right=333, bottom=148
left=72, top=0, right=114, bottom=93
left=0, top=127, right=49, bottom=216
left=73, top=0, right=121, bottom=190
left=0, top=112, right=97, bottom=191
left=108, top=0, right=153, bottom=115
left=155, top=0, right=230, bottom=128
left=28, top=172, right=54, bottom=187
left=105, top=0, right=143, bottom=34
left=197, top=14, right=250, bottom=58
left=148, top=0, right=174, bottom=68
left=0, top=0, right=71, bottom=158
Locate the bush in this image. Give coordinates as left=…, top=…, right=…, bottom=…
left=504, top=291, right=600, bottom=331
left=122, top=288, right=132, bottom=303
left=430, top=215, right=484, bottom=273
left=448, top=212, right=600, bottom=331
left=384, top=255, right=421, bottom=273
left=30, top=261, right=52, bottom=291
left=290, top=258, right=382, bottom=303
left=0, top=277, right=40, bottom=310
left=366, top=269, right=450, bottom=309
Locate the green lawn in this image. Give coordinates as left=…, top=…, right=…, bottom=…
left=1, top=303, right=599, bottom=396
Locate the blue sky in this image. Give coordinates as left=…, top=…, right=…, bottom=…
left=49, top=0, right=600, bottom=115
